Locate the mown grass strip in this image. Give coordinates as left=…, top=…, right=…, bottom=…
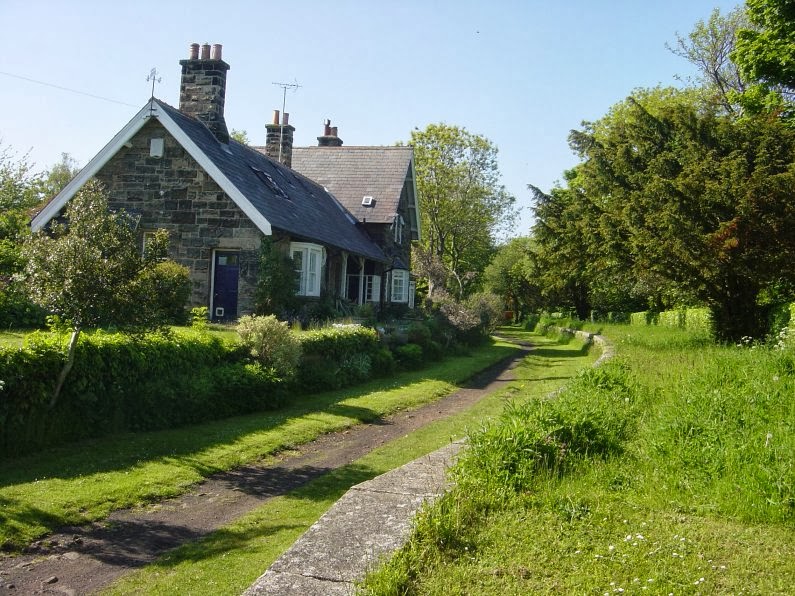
left=102, top=329, right=597, bottom=595
left=0, top=339, right=518, bottom=550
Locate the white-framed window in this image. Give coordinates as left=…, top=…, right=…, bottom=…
left=393, top=214, right=405, bottom=245
left=291, top=242, right=324, bottom=297
left=365, top=275, right=381, bottom=302
left=391, top=269, right=409, bottom=303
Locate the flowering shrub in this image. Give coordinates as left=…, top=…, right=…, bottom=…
left=237, top=315, right=302, bottom=379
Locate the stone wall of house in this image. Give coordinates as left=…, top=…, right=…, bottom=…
left=96, top=118, right=263, bottom=317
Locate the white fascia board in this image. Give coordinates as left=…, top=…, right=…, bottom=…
left=31, top=102, right=155, bottom=231
left=154, top=106, right=272, bottom=235
left=31, top=100, right=273, bottom=236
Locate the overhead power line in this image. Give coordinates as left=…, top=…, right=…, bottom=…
left=0, top=70, right=139, bottom=108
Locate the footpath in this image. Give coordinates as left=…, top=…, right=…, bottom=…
left=0, top=343, right=532, bottom=595
left=245, top=331, right=611, bottom=595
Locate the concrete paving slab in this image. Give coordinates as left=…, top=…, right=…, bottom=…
left=244, top=441, right=464, bottom=595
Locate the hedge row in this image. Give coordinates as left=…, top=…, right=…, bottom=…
left=629, top=307, right=713, bottom=334
left=1, top=320, right=464, bottom=458
left=0, top=329, right=283, bottom=457
left=295, top=324, right=385, bottom=392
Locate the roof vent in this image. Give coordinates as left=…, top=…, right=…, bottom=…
left=362, top=195, right=375, bottom=207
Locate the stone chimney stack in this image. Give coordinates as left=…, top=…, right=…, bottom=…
left=264, top=109, right=295, bottom=168
left=317, top=119, right=344, bottom=147
left=179, top=42, right=230, bottom=144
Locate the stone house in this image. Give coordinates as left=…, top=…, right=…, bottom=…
left=31, top=43, right=420, bottom=322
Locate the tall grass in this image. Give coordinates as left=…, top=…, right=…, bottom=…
left=362, top=323, right=795, bottom=594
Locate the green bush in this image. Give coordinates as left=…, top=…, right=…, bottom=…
left=294, top=324, right=381, bottom=392
left=370, top=347, right=397, bottom=376
left=0, top=328, right=285, bottom=457
left=135, top=260, right=191, bottom=325
left=237, top=314, right=302, bottom=379
left=395, top=343, right=423, bottom=370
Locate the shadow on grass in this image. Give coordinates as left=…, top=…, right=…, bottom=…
left=0, top=343, right=521, bottom=490
left=110, top=463, right=380, bottom=569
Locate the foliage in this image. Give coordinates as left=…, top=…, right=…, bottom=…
left=131, top=260, right=191, bottom=326
left=295, top=324, right=381, bottom=391
left=394, top=343, right=423, bottom=370
left=22, top=181, right=175, bottom=330
left=237, top=314, right=302, bottom=379
left=483, top=237, right=543, bottom=320
left=0, top=328, right=284, bottom=456
left=254, top=237, right=298, bottom=317
left=465, top=291, right=504, bottom=335
left=407, top=123, right=518, bottom=298
left=190, top=306, right=210, bottom=329
left=667, top=6, right=751, bottom=115
left=230, top=129, right=250, bottom=145
left=561, top=89, right=795, bottom=340
left=732, top=0, right=795, bottom=117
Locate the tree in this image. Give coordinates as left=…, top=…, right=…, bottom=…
left=230, top=129, right=251, bottom=145
left=483, top=236, right=543, bottom=320
left=22, top=180, right=187, bottom=405
left=732, top=0, right=795, bottom=115
left=38, top=153, right=80, bottom=201
left=567, top=90, right=795, bottom=339
left=667, top=6, right=751, bottom=115
left=407, top=124, right=518, bottom=299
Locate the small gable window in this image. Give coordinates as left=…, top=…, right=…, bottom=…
left=391, top=269, right=409, bottom=303
left=291, top=242, right=324, bottom=297
left=150, top=138, right=164, bottom=158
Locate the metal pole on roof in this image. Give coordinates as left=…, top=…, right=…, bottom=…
left=272, top=80, right=301, bottom=163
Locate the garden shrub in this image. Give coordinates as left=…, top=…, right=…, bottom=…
left=294, top=324, right=380, bottom=392
left=134, top=260, right=191, bottom=325
left=395, top=343, right=423, bottom=370
left=237, top=314, right=302, bottom=379
left=370, top=347, right=397, bottom=376
left=0, top=328, right=284, bottom=457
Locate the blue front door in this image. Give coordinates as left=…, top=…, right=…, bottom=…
left=212, top=251, right=239, bottom=322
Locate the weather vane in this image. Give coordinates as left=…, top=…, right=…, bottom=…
left=146, top=67, right=162, bottom=98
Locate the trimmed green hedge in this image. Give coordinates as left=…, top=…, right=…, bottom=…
left=630, top=307, right=713, bottom=334
left=0, top=329, right=284, bottom=457
left=294, top=324, right=381, bottom=392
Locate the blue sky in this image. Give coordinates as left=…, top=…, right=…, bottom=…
left=0, top=0, right=740, bottom=234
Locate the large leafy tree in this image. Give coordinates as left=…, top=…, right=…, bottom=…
left=23, top=180, right=186, bottom=405
left=568, top=90, right=795, bottom=340
left=667, top=6, right=751, bottom=115
left=483, top=236, right=543, bottom=320
left=732, top=0, right=795, bottom=115
left=407, top=124, right=517, bottom=298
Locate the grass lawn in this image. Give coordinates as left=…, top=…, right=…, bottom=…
left=0, top=335, right=523, bottom=551
left=102, top=328, right=597, bottom=595
left=362, top=324, right=795, bottom=595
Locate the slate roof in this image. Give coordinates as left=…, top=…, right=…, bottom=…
left=288, top=146, right=414, bottom=225
left=156, top=101, right=387, bottom=262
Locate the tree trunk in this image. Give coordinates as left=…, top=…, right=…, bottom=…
left=50, top=327, right=81, bottom=409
